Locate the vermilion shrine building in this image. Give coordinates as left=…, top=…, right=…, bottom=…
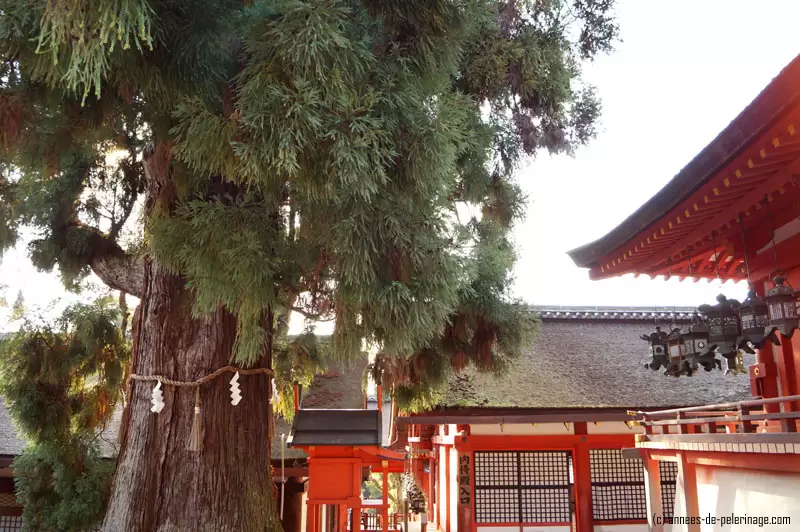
left=393, top=311, right=749, bottom=532
left=570, top=54, right=800, bottom=531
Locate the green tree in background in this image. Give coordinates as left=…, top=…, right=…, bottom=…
left=0, top=297, right=130, bottom=531
left=0, top=0, right=617, bottom=529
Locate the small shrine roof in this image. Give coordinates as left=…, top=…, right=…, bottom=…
left=288, top=409, right=382, bottom=447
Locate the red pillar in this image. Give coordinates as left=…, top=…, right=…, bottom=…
left=377, top=385, right=383, bottom=413
left=456, top=450, right=473, bottom=532
left=428, top=456, right=436, bottom=530
left=643, top=454, right=664, bottom=532
left=307, top=504, right=318, bottom=532
left=754, top=282, right=781, bottom=413
left=294, top=384, right=300, bottom=413
left=793, top=334, right=800, bottom=412
left=777, top=335, right=798, bottom=411
left=677, top=453, right=700, bottom=532
left=573, top=424, right=593, bottom=532
left=444, top=446, right=451, bottom=532
left=381, top=465, right=389, bottom=532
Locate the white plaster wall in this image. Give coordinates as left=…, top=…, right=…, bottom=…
left=300, top=492, right=307, bottom=532
left=666, top=465, right=800, bottom=532
left=469, top=423, right=573, bottom=435
left=586, top=421, right=644, bottom=435
left=594, top=525, right=648, bottom=532
left=438, top=446, right=447, bottom=529
left=449, top=448, right=458, bottom=532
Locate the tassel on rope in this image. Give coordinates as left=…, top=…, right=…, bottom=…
left=187, top=387, right=202, bottom=452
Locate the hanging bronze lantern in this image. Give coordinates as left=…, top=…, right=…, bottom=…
left=698, top=294, right=741, bottom=359
left=665, top=328, right=686, bottom=377
left=734, top=286, right=772, bottom=353
left=666, top=328, right=683, bottom=364
left=641, top=326, right=669, bottom=371
left=680, top=316, right=720, bottom=373
left=765, top=272, right=800, bottom=338
left=680, top=316, right=710, bottom=357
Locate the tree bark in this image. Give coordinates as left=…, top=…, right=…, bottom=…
left=102, top=259, right=281, bottom=531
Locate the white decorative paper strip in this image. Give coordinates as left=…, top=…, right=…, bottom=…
left=271, top=378, right=280, bottom=405
left=150, top=381, right=165, bottom=413
left=230, top=372, right=242, bottom=406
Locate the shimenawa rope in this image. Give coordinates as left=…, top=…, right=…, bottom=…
left=129, top=366, right=273, bottom=452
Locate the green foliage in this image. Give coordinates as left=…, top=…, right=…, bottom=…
left=272, top=331, right=330, bottom=419
left=0, top=297, right=130, bottom=531
left=10, top=290, right=25, bottom=320
left=2, top=0, right=616, bottom=434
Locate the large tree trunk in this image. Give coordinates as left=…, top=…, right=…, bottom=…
left=102, top=259, right=281, bottom=531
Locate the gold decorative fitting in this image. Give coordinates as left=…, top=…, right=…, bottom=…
left=735, top=169, right=743, bottom=178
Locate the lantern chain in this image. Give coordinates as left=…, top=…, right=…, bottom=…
left=764, top=194, right=781, bottom=274
left=794, top=175, right=800, bottom=220
left=737, top=215, right=752, bottom=284
left=711, top=230, right=722, bottom=288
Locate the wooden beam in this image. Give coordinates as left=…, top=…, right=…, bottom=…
left=458, top=434, right=634, bottom=451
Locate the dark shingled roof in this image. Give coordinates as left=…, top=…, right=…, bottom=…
left=273, top=358, right=369, bottom=460
left=440, top=320, right=752, bottom=409
left=288, top=409, right=381, bottom=447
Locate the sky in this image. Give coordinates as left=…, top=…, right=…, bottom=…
left=2, top=1, right=800, bottom=327
left=512, top=0, right=800, bottom=307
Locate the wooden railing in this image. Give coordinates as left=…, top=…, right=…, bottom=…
left=350, top=512, right=404, bottom=532
left=630, top=395, right=800, bottom=435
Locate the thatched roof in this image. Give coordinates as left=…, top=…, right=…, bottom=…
left=440, top=315, right=753, bottom=410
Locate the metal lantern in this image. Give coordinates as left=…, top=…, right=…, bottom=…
left=698, top=294, right=741, bottom=358
left=665, top=328, right=686, bottom=378
left=765, top=272, right=800, bottom=338
left=680, top=316, right=720, bottom=373
left=666, top=328, right=683, bottom=364
left=641, top=327, right=669, bottom=371
left=734, top=287, right=771, bottom=353
left=680, top=316, right=710, bottom=357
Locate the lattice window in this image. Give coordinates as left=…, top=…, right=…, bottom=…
left=589, top=449, right=647, bottom=521
left=0, top=516, right=23, bottom=532
left=474, top=451, right=573, bottom=525
left=659, top=460, right=678, bottom=519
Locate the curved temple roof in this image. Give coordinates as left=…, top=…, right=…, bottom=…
left=569, top=54, right=800, bottom=281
